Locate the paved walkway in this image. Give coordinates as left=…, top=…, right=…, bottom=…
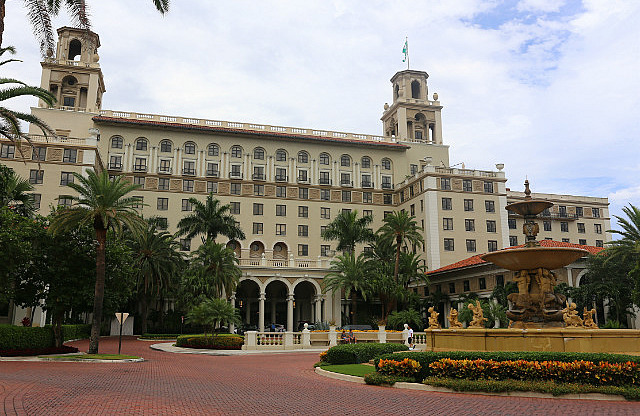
left=1, top=336, right=639, bottom=415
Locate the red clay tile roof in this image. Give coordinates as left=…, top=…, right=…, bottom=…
left=92, top=116, right=410, bottom=150
left=427, top=240, right=605, bottom=275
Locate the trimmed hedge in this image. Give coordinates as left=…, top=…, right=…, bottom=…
left=0, top=325, right=55, bottom=350
left=61, top=324, right=91, bottom=341
left=375, top=351, right=640, bottom=382
left=176, top=334, right=244, bottom=350
left=141, top=333, right=189, bottom=339
left=324, top=343, right=410, bottom=365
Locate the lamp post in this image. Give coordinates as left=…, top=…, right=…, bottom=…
left=115, top=312, right=129, bottom=355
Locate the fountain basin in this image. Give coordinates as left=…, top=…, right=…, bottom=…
left=481, top=247, right=589, bottom=271
left=505, top=199, right=553, bottom=217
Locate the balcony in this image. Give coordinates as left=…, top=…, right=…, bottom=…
left=230, top=172, right=243, bottom=179
left=319, top=178, right=332, bottom=185
left=275, top=175, right=288, bottom=182
left=361, top=181, right=373, bottom=188
left=381, top=182, right=394, bottom=190
left=109, top=163, right=122, bottom=171
left=182, top=168, right=196, bottom=176
left=297, top=176, right=310, bottom=184
left=252, top=173, right=265, bottom=181
left=133, top=165, right=148, bottom=173
left=158, top=167, right=172, bottom=174
left=206, top=170, right=219, bottom=178
left=340, top=181, right=353, bottom=188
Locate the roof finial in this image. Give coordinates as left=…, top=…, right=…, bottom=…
left=524, top=179, right=531, bottom=199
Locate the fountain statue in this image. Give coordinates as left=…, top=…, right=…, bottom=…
left=428, top=307, right=441, bottom=329
left=481, top=180, right=588, bottom=329
left=448, top=308, right=463, bottom=329
left=468, top=300, right=488, bottom=328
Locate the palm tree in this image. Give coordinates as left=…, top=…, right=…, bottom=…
left=607, top=204, right=640, bottom=304
left=187, top=241, right=242, bottom=300
left=323, top=252, right=370, bottom=325
left=0, top=47, right=56, bottom=145
left=378, top=210, right=424, bottom=284
left=0, top=1, right=170, bottom=55
left=321, top=210, right=374, bottom=254
left=0, top=165, right=34, bottom=216
left=49, top=169, right=145, bottom=353
left=178, top=194, right=245, bottom=243
left=129, top=221, right=184, bottom=334
left=187, top=297, right=240, bottom=338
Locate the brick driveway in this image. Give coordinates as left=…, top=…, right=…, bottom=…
left=1, top=337, right=639, bottom=415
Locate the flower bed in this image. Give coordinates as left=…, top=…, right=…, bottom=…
left=176, top=334, right=244, bottom=350
left=378, top=358, right=422, bottom=377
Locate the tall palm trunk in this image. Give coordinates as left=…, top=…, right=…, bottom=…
left=351, top=292, right=358, bottom=325
left=0, top=0, right=5, bottom=48
left=140, top=295, right=149, bottom=335
left=394, top=235, right=401, bottom=283
left=89, top=227, right=107, bottom=354
left=53, top=309, right=63, bottom=348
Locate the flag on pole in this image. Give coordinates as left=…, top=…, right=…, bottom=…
left=402, top=39, right=408, bottom=62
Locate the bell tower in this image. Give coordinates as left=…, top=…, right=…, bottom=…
left=380, top=69, right=443, bottom=144
left=38, top=27, right=106, bottom=113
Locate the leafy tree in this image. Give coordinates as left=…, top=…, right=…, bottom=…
left=321, top=209, right=374, bottom=254
left=386, top=308, right=422, bottom=331
left=187, top=298, right=240, bottom=338
left=182, top=241, right=241, bottom=303
left=177, top=194, right=245, bottom=243
left=129, top=221, right=184, bottom=334
left=491, top=281, right=518, bottom=307
left=0, top=165, right=34, bottom=216
left=607, top=204, right=640, bottom=305
left=378, top=210, right=424, bottom=284
left=49, top=169, right=144, bottom=354
left=323, top=252, right=370, bottom=325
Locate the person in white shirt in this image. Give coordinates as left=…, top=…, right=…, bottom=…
left=408, top=326, right=414, bottom=350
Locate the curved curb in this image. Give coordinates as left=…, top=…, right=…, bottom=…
left=150, top=342, right=327, bottom=355
left=314, top=368, right=626, bottom=401
left=39, top=357, right=145, bottom=363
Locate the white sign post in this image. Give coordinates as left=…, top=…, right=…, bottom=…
left=115, top=312, right=129, bottom=354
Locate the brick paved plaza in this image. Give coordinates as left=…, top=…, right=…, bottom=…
left=1, top=337, right=639, bottom=415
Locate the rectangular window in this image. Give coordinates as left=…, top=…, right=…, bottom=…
left=299, top=187, right=309, bottom=199
left=444, top=238, right=454, bottom=251
left=361, top=174, right=372, bottom=188
left=156, top=217, right=168, bottom=230
left=207, top=181, right=218, bottom=194
left=253, top=165, right=265, bottom=181
left=206, top=162, right=219, bottom=177
left=158, top=178, right=169, bottom=191
left=340, top=173, right=351, bottom=187
left=276, top=168, right=287, bottom=182
left=488, top=240, right=498, bottom=252
left=463, top=199, right=473, bottom=211
left=561, top=222, right=569, bottom=232
left=319, top=171, right=331, bottom=185
left=180, top=238, right=191, bottom=252
left=363, top=209, right=373, bottom=217
left=230, top=202, right=240, bottom=215
left=254, top=184, right=264, bottom=196
left=276, top=186, right=287, bottom=198
left=462, top=179, right=472, bottom=192
left=32, top=146, right=46, bottom=161
left=579, top=239, right=587, bottom=245
left=466, top=239, right=476, bottom=252
left=420, top=200, right=424, bottom=212
left=0, top=144, right=15, bottom=158
left=60, top=172, right=74, bottom=186
left=253, top=203, right=263, bottom=215
left=298, top=244, right=309, bottom=256
left=559, top=206, right=567, bottom=218
left=29, top=169, right=44, bottom=184
left=63, top=96, right=75, bottom=107
left=496, top=275, right=504, bottom=287
left=465, top=219, right=475, bottom=232
left=363, top=192, right=372, bottom=203
left=442, top=197, right=452, bottom=210
left=595, top=240, right=603, bottom=247
left=410, top=164, right=418, bottom=175
left=298, top=225, right=309, bottom=237
left=562, top=238, right=570, bottom=243
left=440, top=178, right=451, bottom=190
left=183, top=160, right=195, bottom=176
left=577, top=223, right=585, bottom=233
left=381, top=176, right=392, bottom=190
left=134, top=157, right=147, bottom=172
left=183, top=179, right=194, bottom=192
left=543, top=221, right=552, bottom=232
left=253, top=222, right=263, bottom=235
left=509, top=236, right=518, bottom=246
left=321, top=189, right=330, bottom=201
left=133, top=176, right=145, bottom=187
left=485, top=200, right=495, bottom=213
left=63, top=148, right=77, bottom=163
left=298, top=206, right=308, bottom=218
left=479, top=277, right=486, bottom=290
left=463, top=280, right=470, bottom=292
left=32, top=194, right=41, bottom=210
left=443, top=217, right=453, bottom=231
left=297, top=169, right=308, bottom=183
left=321, top=245, right=331, bottom=257
left=276, top=204, right=286, bottom=216
left=410, top=204, right=415, bottom=216
left=276, top=224, right=286, bottom=236
left=230, top=183, right=241, bottom=195
left=181, top=199, right=193, bottom=211
left=109, top=155, right=123, bottom=170
left=157, top=197, right=169, bottom=210
left=449, top=283, right=456, bottom=294
left=320, top=207, right=330, bottom=219
left=383, top=194, right=392, bottom=205
left=508, top=218, right=517, bottom=229
left=592, top=208, right=600, bottom=218
left=342, top=190, right=351, bottom=202
left=342, top=208, right=351, bottom=215
left=132, top=196, right=144, bottom=209
left=483, top=181, right=494, bottom=193
left=321, top=225, right=327, bottom=235
left=486, top=220, right=497, bottom=233
left=594, top=224, right=602, bottom=234
left=58, top=195, right=73, bottom=207
left=576, top=207, right=583, bottom=217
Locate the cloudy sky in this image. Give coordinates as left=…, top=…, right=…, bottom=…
left=4, top=0, right=639, bottom=229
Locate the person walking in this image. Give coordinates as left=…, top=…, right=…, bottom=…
left=408, top=325, right=414, bottom=350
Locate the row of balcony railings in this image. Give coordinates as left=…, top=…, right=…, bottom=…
left=237, top=254, right=332, bottom=269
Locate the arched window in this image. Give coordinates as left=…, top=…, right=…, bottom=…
left=160, top=140, right=172, bottom=153
left=68, top=39, right=82, bottom=60
left=253, top=147, right=265, bottom=160
left=319, top=153, right=330, bottom=165
left=411, top=80, right=421, bottom=99
left=297, top=151, right=309, bottom=164
left=394, top=84, right=399, bottom=100
left=184, top=141, right=196, bottom=155
left=111, top=136, right=123, bottom=149
left=340, top=154, right=351, bottom=167
left=381, top=158, right=392, bottom=170
left=207, top=143, right=219, bottom=157
left=135, top=138, right=148, bottom=151
left=275, top=149, right=287, bottom=162
left=231, top=145, right=243, bottom=158
left=361, top=156, right=371, bottom=169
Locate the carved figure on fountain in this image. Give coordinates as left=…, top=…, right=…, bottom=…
left=428, top=306, right=441, bottom=329
left=448, top=308, right=463, bottom=329
left=469, top=300, right=488, bottom=328
left=583, top=307, right=598, bottom=329
left=562, top=301, right=584, bottom=327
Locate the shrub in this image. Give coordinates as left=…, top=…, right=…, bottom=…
left=324, top=343, right=409, bottom=365
left=0, top=324, right=55, bottom=350
left=319, top=350, right=328, bottom=362
left=364, top=373, right=415, bottom=386
left=378, top=358, right=422, bottom=377
left=429, top=358, right=640, bottom=386
left=375, top=351, right=640, bottom=382
left=175, top=334, right=244, bottom=350
left=61, top=324, right=91, bottom=341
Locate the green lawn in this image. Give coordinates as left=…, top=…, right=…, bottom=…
left=40, top=354, right=140, bottom=360
left=321, top=364, right=376, bottom=377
